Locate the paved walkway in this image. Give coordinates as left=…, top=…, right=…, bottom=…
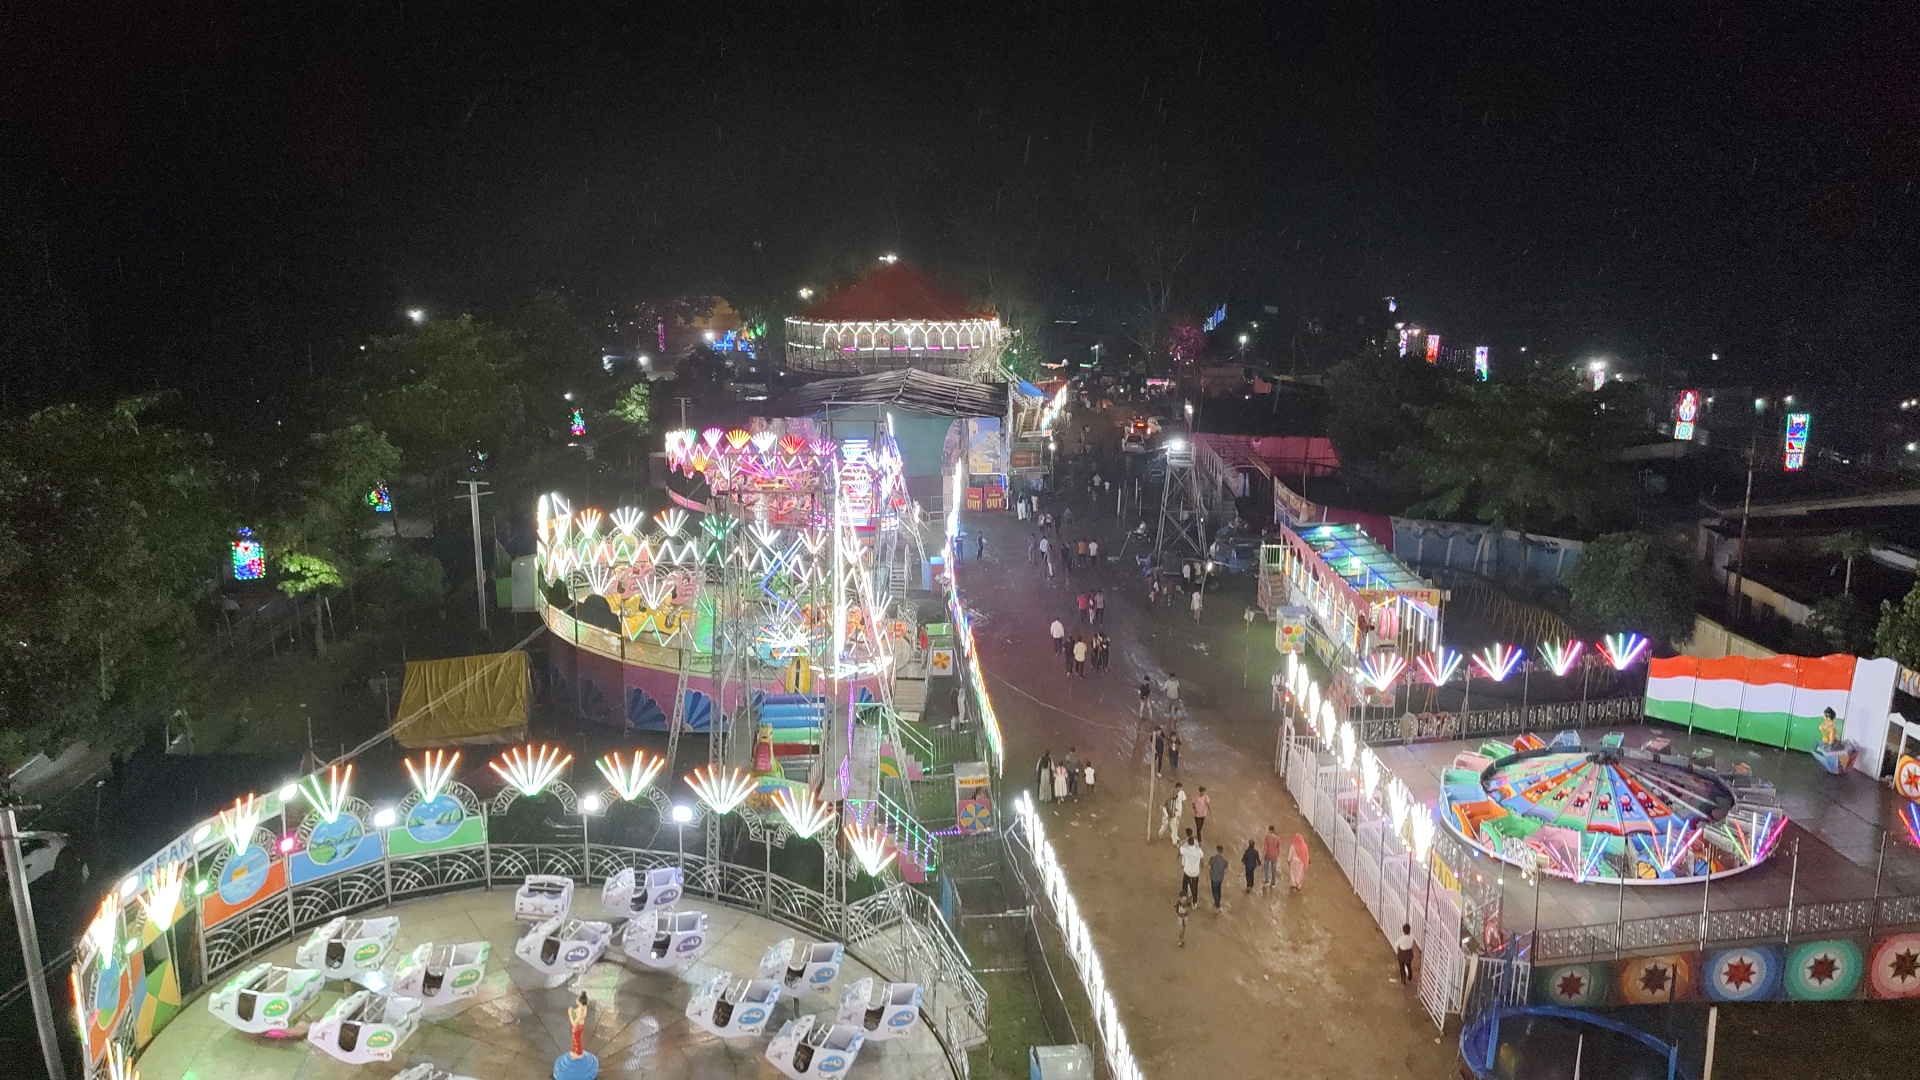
left=965, top=467, right=1454, bottom=1078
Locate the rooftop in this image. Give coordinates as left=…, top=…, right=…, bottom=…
left=774, top=369, right=1008, bottom=419
left=1296, top=520, right=1431, bottom=593
left=798, top=263, right=991, bottom=324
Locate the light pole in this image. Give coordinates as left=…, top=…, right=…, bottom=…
left=671, top=803, right=693, bottom=870
left=2, top=805, right=64, bottom=1080
left=1729, top=397, right=1770, bottom=614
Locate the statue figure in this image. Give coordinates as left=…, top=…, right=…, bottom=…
left=568, top=992, right=588, bottom=1058
left=1819, top=707, right=1839, bottom=748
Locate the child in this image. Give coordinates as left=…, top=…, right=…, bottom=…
left=1174, top=893, right=1193, bottom=947
left=1081, top=759, right=1095, bottom=798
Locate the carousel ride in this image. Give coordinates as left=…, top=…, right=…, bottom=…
left=1441, top=731, right=1787, bottom=884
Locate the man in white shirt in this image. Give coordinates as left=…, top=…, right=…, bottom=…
left=1162, top=673, right=1182, bottom=718
left=1050, top=618, right=1065, bottom=654
left=1394, top=923, right=1418, bottom=984
left=1177, top=831, right=1204, bottom=904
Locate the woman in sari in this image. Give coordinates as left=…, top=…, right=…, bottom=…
left=1288, top=832, right=1310, bottom=891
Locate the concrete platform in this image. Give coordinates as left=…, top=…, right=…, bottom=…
left=137, top=890, right=956, bottom=1080
left=1375, top=725, right=1920, bottom=936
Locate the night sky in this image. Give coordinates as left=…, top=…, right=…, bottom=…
left=3, top=1, right=1916, bottom=411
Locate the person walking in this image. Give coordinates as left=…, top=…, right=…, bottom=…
left=1190, top=586, right=1204, bottom=622
left=1028, top=533, right=1039, bottom=563
left=1052, top=762, right=1069, bottom=804
left=1064, top=748, right=1081, bottom=799
left=1174, top=893, right=1193, bottom=948
left=1152, top=725, right=1167, bottom=773
left=1045, top=545, right=1056, bottom=578
left=1178, top=831, right=1203, bottom=904
left=1288, top=832, right=1310, bottom=891
left=1072, top=637, right=1089, bottom=677
left=1081, top=759, right=1095, bottom=798
left=1093, top=588, right=1105, bottom=623
left=1139, top=678, right=1155, bottom=721
left=1093, top=633, right=1110, bottom=673
left=1036, top=751, right=1053, bottom=803
left=1241, top=839, right=1261, bottom=894
left=1062, top=636, right=1077, bottom=676
left=1190, top=787, right=1210, bottom=844
left=1089, top=540, right=1100, bottom=571
left=1050, top=618, right=1065, bottom=654
left=1076, top=539, right=1088, bottom=567
left=1167, top=731, right=1182, bottom=776
left=1261, top=826, right=1282, bottom=893
left=1207, top=845, right=1228, bottom=911
left=1394, top=924, right=1418, bottom=984
left=976, top=532, right=987, bottom=560
left=1159, top=782, right=1185, bottom=843
left=1076, top=591, right=1090, bottom=624
left=1162, top=672, right=1182, bottom=718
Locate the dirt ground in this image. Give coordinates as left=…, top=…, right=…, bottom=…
left=960, top=427, right=1458, bottom=1079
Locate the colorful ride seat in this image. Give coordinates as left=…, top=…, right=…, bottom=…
left=512, top=916, right=612, bottom=986
left=686, top=974, right=783, bottom=1038
left=766, top=1015, right=867, bottom=1080
left=514, top=874, right=574, bottom=923
left=600, top=865, right=683, bottom=918
left=294, top=915, right=400, bottom=982
left=620, top=908, right=710, bottom=969
left=759, top=937, right=845, bottom=992
left=207, top=963, right=324, bottom=1035
left=836, top=977, right=922, bottom=1040
left=307, top=990, right=423, bottom=1064
left=390, top=941, right=490, bottom=1006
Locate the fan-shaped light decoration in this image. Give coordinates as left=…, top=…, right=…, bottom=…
left=489, top=744, right=574, bottom=797
left=1597, top=632, right=1650, bottom=671
left=596, top=750, right=666, bottom=802
left=405, top=750, right=461, bottom=802
left=1539, top=639, right=1585, bottom=677
left=1387, top=778, right=1413, bottom=835
left=1653, top=820, right=1700, bottom=873
left=1577, top=835, right=1611, bottom=883
left=1473, top=643, right=1524, bottom=682
left=1318, top=700, right=1336, bottom=738
left=1415, top=648, right=1463, bottom=686
left=1359, top=750, right=1381, bottom=801
left=686, top=765, right=755, bottom=815
left=576, top=508, right=603, bottom=539
left=218, top=794, right=263, bottom=857
left=655, top=508, right=688, bottom=536
left=771, top=786, right=836, bottom=839
left=1409, top=806, right=1436, bottom=865
left=1359, top=653, right=1407, bottom=692
left=85, top=894, right=119, bottom=956
left=1337, top=721, right=1357, bottom=770
left=609, top=506, right=645, bottom=536
left=843, top=820, right=897, bottom=876
left=105, top=1041, right=139, bottom=1080
left=1720, top=810, right=1787, bottom=864
left=298, top=764, right=354, bottom=824
left=139, top=861, right=187, bottom=933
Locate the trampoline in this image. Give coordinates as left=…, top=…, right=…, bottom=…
left=1441, top=733, right=1779, bottom=884
left=1460, top=1006, right=1689, bottom=1080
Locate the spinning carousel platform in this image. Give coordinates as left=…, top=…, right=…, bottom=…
left=135, top=889, right=959, bottom=1080
left=1374, top=724, right=1919, bottom=936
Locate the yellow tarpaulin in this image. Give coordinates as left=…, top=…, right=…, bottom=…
left=392, top=651, right=529, bottom=748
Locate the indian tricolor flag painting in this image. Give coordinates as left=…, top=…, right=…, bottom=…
left=1645, top=654, right=1856, bottom=751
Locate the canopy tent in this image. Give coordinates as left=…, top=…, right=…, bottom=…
left=392, top=651, right=530, bottom=748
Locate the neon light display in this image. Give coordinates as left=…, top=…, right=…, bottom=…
left=1539, top=639, right=1585, bottom=677
left=489, top=744, right=573, bottom=797
left=1674, top=389, right=1700, bottom=441
left=1783, top=411, right=1810, bottom=470
left=367, top=481, right=392, bottom=512
left=1359, top=653, right=1407, bottom=692
left=404, top=750, right=461, bottom=802
left=843, top=820, right=897, bottom=876
left=569, top=409, right=586, bottom=437
left=837, top=439, right=875, bottom=528
left=218, top=795, right=263, bottom=857
left=1415, top=649, right=1462, bottom=686
left=686, top=765, right=755, bottom=815
left=1474, top=345, right=1489, bottom=381
left=1597, top=632, right=1650, bottom=671
left=138, top=861, right=186, bottom=933
left=596, top=751, right=666, bottom=802
left=298, top=765, right=354, bottom=824
left=771, top=787, right=835, bottom=839
left=1473, top=643, right=1523, bottom=682
left=1425, top=334, right=1441, bottom=363
left=231, top=528, right=265, bottom=581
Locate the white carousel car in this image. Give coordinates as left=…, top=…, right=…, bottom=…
left=514, top=874, right=574, bottom=922
left=836, top=977, right=922, bottom=1040
left=306, top=990, right=423, bottom=1064
left=600, top=865, right=683, bottom=918
left=207, top=962, right=324, bottom=1035
left=685, top=973, right=782, bottom=1039
left=391, top=940, right=491, bottom=1006
left=758, top=937, right=845, bottom=992
left=619, top=908, right=710, bottom=970
left=512, top=916, right=613, bottom=984
left=295, top=915, right=400, bottom=981
left=765, top=1014, right=867, bottom=1080
left=391, top=1065, right=480, bottom=1080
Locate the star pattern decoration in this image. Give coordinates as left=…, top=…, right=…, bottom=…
left=1637, top=964, right=1672, bottom=995
left=1889, top=950, right=1919, bottom=983
left=1721, top=958, right=1756, bottom=990
left=1555, top=972, right=1587, bottom=1000
left=1807, top=954, right=1840, bottom=985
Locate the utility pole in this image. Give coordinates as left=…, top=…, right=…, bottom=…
left=1729, top=399, right=1768, bottom=615
left=675, top=397, right=691, bottom=429
left=2, top=805, right=65, bottom=1080
left=460, top=480, right=493, bottom=633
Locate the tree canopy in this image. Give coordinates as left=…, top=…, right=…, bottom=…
left=1876, top=581, right=1920, bottom=669
left=1562, top=531, right=1703, bottom=646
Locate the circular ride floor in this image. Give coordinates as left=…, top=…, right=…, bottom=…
left=135, top=890, right=958, bottom=1080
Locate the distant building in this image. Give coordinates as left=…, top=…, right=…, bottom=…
left=784, top=262, right=1005, bottom=381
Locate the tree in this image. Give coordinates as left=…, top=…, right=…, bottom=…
left=1877, top=580, right=1920, bottom=668
left=609, top=382, right=653, bottom=433
left=0, top=397, right=229, bottom=759
left=1806, top=594, right=1876, bottom=655
left=351, top=315, right=529, bottom=475
left=1818, top=531, right=1875, bottom=596
left=1324, top=346, right=1448, bottom=485
left=267, top=423, right=401, bottom=654
left=1563, top=531, right=1703, bottom=646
